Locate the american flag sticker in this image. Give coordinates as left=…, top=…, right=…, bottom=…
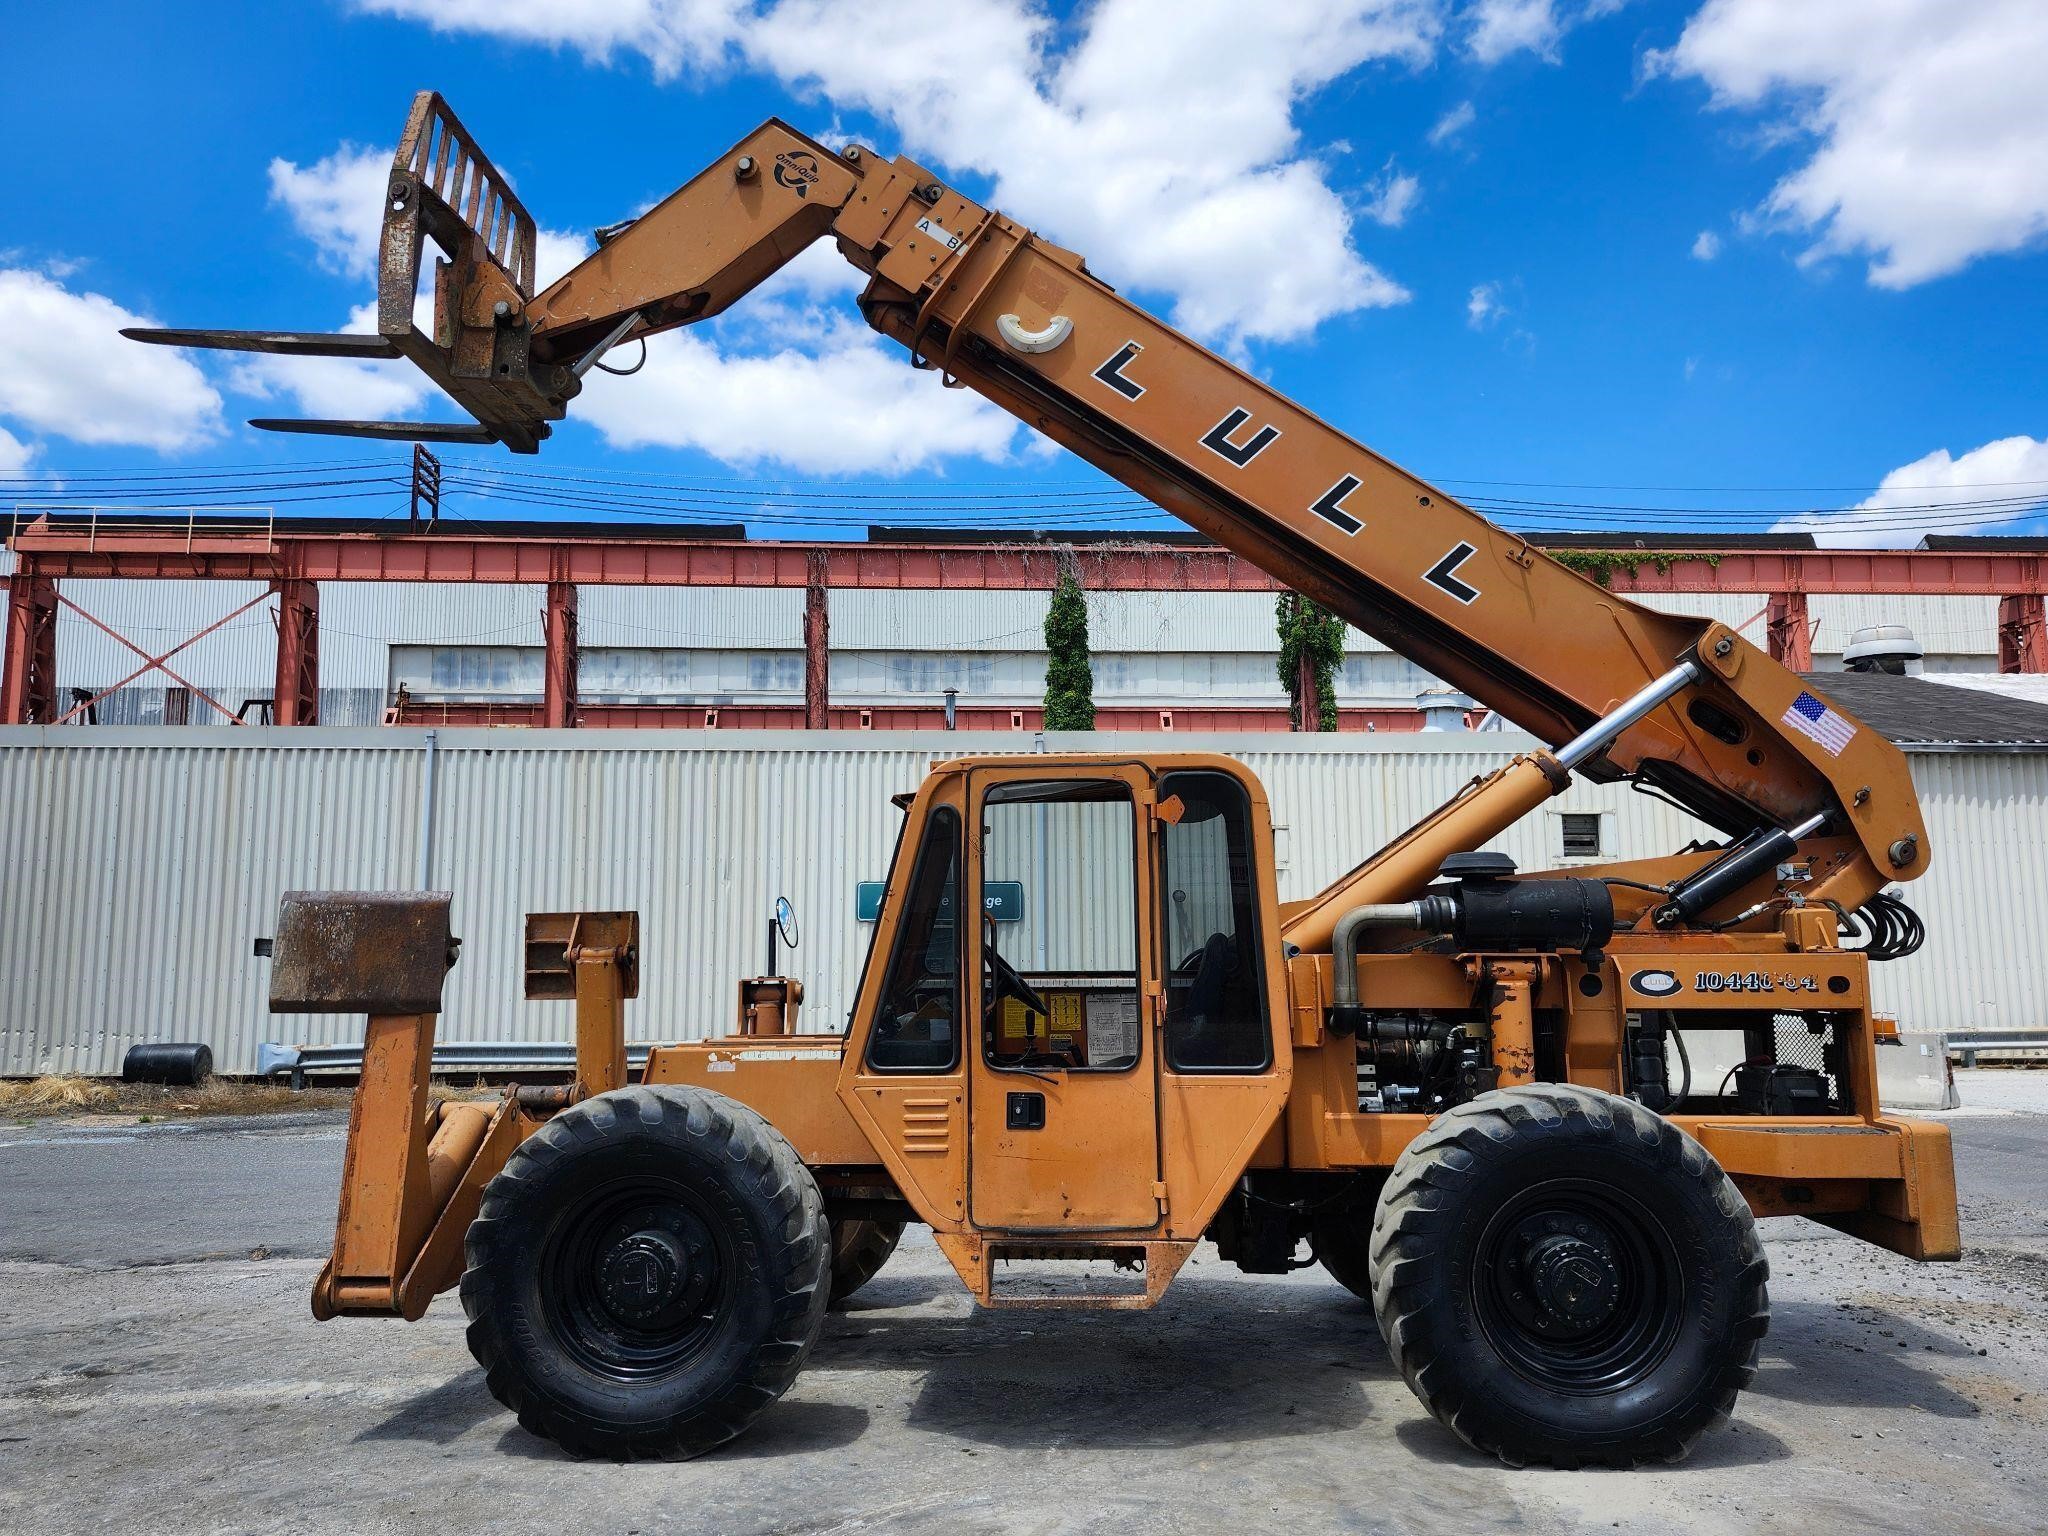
left=1782, top=691, right=1856, bottom=756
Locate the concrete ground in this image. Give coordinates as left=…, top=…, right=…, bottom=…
left=2, top=1074, right=2045, bottom=1535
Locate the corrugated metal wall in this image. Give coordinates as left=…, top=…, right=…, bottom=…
left=1, top=727, right=2041, bottom=1075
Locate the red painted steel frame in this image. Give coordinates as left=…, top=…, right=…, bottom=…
left=7, top=521, right=2047, bottom=729
left=2000, top=594, right=2048, bottom=674
left=274, top=580, right=320, bottom=726
left=9, top=521, right=2046, bottom=597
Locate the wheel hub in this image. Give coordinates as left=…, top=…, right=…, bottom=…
left=598, top=1228, right=696, bottom=1325
left=1522, top=1233, right=1620, bottom=1333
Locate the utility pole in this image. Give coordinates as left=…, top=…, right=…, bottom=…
left=409, top=444, right=442, bottom=529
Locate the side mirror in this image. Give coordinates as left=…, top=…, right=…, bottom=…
left=764, top=894, right=799, bottom=978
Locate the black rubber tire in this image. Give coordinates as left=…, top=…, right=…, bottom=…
left=828, top=1218, right=904, bottom=1308
left=1369, top=1084, right=1768, bottom=1468
left=1312, top=1173, right=1389, bottom=1301
left=1316, top=1219, right=1375, bottom=1300
left=460, top=1084, right=830, bottom=1460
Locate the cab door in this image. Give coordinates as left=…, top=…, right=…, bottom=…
left=965, top=764, right=1162, bottom=1232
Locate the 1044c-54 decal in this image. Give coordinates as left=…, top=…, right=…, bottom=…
left=1631, top=968, right=1822, bottom=997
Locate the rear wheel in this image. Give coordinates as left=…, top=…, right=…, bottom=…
left=1369, top=1084, right=1768, bottom=1467
left=828, top=1218, right=903, bottom=1307
left=461, top=1084, right=829, bottom=1460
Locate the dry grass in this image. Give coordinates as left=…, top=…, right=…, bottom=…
left=0, top=1075, right=122, bottom=1112
left=0, top=1075, right=496, bottom=1120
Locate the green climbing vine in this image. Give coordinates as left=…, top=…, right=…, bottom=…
left=1276, top=592, right=1345, bottom=731
left=1550, top=550, right=1723, bottom=588
left=1042, top=568, right=1096, bottom=730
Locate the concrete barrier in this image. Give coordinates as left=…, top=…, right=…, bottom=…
left=1878, top=1032, right=1960, bottom=1111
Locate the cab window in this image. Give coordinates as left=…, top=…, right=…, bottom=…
left=980, top=779, right=1142, bottom=1073
left=864, top=808, right=961, bottom=1072
left=1158, top=770, right=1271, bottom=1072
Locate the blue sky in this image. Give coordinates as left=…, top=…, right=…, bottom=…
left=2, top=0, right=2044, bottom=544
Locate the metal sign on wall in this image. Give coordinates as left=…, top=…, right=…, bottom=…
left=856, top=880, right=1025, bottom=922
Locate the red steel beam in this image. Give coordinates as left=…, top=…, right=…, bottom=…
left=1292, top=652, right=1319, bottom=733
left=2000, top=594, right=2048, bottom=673
left=803, top=550, right=830, bottom=730
left=274, top=579, right=320, bottom=726
left=543, top=581, right=578, bottom=729
left=1, top=572, right=58, bottom=724
left=1765, top=590, right=1812, bottom=672
left=10, top=521, right=2044, bottom=596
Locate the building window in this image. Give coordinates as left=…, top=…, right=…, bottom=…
left=1560, top=812, right=1603, bottom=859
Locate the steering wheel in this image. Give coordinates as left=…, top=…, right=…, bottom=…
left=1174, top=933, right=1241, bottom=979
left=984, top=915, right=1051, bottom=1019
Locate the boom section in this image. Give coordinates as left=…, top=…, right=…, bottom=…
left=127, top=98, right=1926, bottom=910
left=826, top=161, right=1922, bottom=906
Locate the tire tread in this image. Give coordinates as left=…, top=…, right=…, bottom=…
left=460, top=1084, right=829, bottom=1460
left=1368, top=1084, right=1769, bottom=1468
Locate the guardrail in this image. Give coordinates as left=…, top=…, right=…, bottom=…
left=8, top=505, right=277, bottom=553
left=1945, top=1031, right=2048, bottom=1068
left=259, top=1040, right=657, bottom=1089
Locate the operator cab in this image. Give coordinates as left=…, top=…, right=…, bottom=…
left=837, top=754, right=1293, bottom=1251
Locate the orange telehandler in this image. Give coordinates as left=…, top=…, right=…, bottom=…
left=134, top=92, right=1958, bottom=1468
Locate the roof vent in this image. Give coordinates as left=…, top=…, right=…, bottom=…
left=1416, top=686, right=1474, bottom=732
left=1842, top=622, right=1924, bottom=676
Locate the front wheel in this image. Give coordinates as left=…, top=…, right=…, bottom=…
left=1369, top=1084, right=1768, bottom=1467
left=460, top=1085, right=830, bottom=1460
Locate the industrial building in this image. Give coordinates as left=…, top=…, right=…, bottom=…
left=6, top=512, right=2048, bottom=1078
left=5, top=515, right=2046, bottom=733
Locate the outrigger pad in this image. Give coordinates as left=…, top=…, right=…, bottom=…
left=268, top=891, right=459, bottom=1015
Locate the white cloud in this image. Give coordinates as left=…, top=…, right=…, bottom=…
left=1691, top=229, right=1721, bottom=260
left=1467, top=0, right=1560, bottom=64
left=1649, top=0, right=2048, bottom=288
left=228, top=301, right=439, bottom=422
left=0, top=425, right=36, bottom=473
left=1362, top=163, right=1422, bottom=227
left=1427, top=100, right=1476, bottom=145
left=753, top=0, right=1432, bottom=344
left=1778, top=434, right=2048, bottom=548
left=576, top=253, right=1019, bottom=471
left=1466, top=280, right=1506, bottom=328
left=353, top=0, right=1436, bottom=346
left=355, top=0, right=750, bottom=79
left=0, top=269, right=223, bottom=451
left=268, top=146, right=390, bottom=278
left=269, top=143, right=591, bottom=292
left=534, top=229, right=592, bottom=288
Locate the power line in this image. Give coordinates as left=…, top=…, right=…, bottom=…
left=4, top=450, right=2044, bottom=537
